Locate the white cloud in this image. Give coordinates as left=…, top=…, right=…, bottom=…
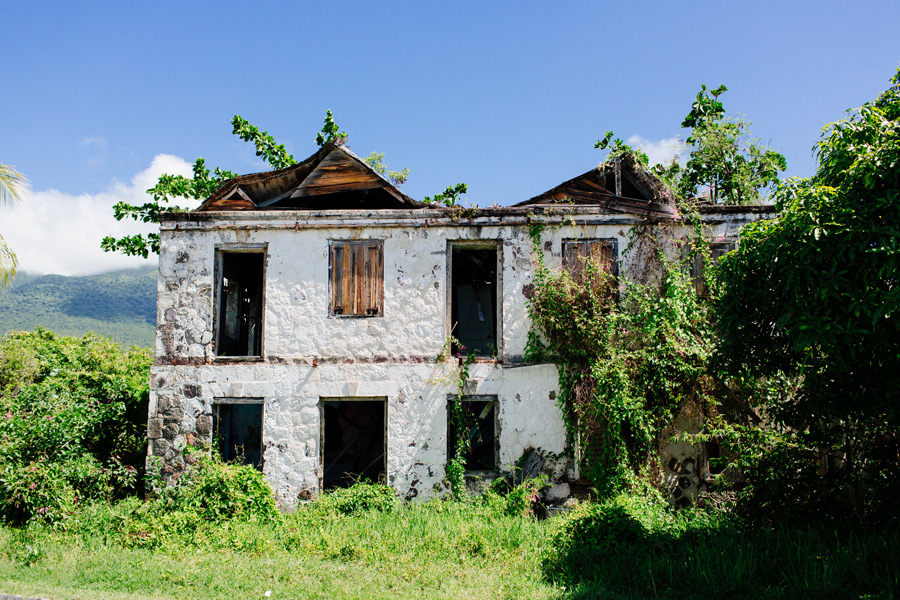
left=2, top=154, right=196, bottom=276
left=626, top=135, right=686, bottom=166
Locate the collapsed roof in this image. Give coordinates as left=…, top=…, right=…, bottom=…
left=195, top=145, right=677, bottom=218
left=515, top=153, right=677, bottom=219
left=196, top=140, right=427, bottom=212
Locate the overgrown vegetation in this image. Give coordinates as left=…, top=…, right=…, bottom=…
left=712, top=68, right=900, bottom=522
left=0, top=329, right=151, bottom=525
left=526, top=220, right=722, bottom=496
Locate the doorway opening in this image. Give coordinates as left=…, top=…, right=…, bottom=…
left=320, top=398, right=387, bottom=489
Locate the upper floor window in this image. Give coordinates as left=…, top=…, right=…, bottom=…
left=215, top=248, right=265, bottom=357
left=690, top=240, right=736, bottom=298
left=450, top=244, right=499, bottom=356
left=329, top=240, right=384, bottom=317
left=562, top=239, right=618, bottom=279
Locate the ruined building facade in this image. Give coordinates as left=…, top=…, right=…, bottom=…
left=148, top=142, right=771, bottom=507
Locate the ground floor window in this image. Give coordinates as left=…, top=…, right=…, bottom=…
left=212, top=400, right=264, bottom=469
left=320, top=397, right=387, bottom=489
left=447, top=395, right=499, bottom=473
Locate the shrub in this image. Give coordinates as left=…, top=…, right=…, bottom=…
left=0, top=329, right=150, bottom=525
left=313, top=481, right=398, bottom=515
left=542, top=492, right=674, bottom=583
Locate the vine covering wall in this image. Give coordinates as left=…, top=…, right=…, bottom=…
left=525, top=214, right=726, bottom=500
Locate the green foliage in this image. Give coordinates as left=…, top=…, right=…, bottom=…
left=364, top=151, right=410, bottom=185
left=101, top=154, right=239, bottom=257
left=314, top=109, right=348, bottom=147
left=677, top=84, right=786, bottom=204
left=444, top=340, right=476, bottom=499
left=0, top=163, right=28, bottom=287
left=311, top=481, right=398, bottom=515
left=714, top=69, right=900, bottom=521
left=0, top=329, right=151, bottom=525
left=159, top=450, right=282, bottom=523
left=104, top=111, right=411, bottom=258
left=423, top=182, right=467, bottom=207
left=597, top=84, right=785, bottom=205
left=527, top=231, right=717, bottom=495
left=232, top=115, right=296, bottom=169
left=594, top=131, right=650, bottom=166
left=542, top=491, right=900, bottom=599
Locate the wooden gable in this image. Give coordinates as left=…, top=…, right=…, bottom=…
left=196, top=142, right=425, bottom=212
left=515, top=153, right=677, bottom=219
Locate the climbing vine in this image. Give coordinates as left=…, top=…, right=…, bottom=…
left=525, top=213, right=723, bottom=496
left=436, top=336, right=477, bottom=498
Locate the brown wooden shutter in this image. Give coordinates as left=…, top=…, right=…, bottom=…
left=562, top=239, right=618, bottom=280
left=329, top=241, right=383, bottom=316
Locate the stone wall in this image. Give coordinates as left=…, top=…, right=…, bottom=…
left=149, top=206, right=773, bottom=506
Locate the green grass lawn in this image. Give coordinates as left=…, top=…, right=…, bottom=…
left=1, top=490, right=898, bottom=600
left=0, top=500, right=561, bottom=600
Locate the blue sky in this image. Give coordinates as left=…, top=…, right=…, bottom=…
left=2, top=1, right=898, bottom=274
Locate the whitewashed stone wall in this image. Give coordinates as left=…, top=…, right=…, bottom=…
left=148, top=206, right=774, bottom=507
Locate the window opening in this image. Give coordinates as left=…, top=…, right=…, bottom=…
left=329, top=241, right=384, bottom=317
left=450, top=246, right=498, bottom=355
left=321, top=398, right=386, bottom=489
left=562, top=239, right=618, bottom=279
left=212, top=401, right=264, bottom=469
left=447, top=396, right=498, bottom=473
left=216, top=251, right=264, bottom=356
left=690, top=241, right=735, bottom=297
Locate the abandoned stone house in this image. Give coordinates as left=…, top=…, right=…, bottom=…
left=147, top=140, right=772, bottom=507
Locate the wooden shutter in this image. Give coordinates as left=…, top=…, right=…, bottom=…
left=330, top=241, right=383, bottom=316
left=563, top=239, right=617, bottom=278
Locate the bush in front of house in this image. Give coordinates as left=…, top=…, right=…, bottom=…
left=0, top=328, right=151, bottom=526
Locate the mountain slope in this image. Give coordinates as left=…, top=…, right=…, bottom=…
left=0, top=266, right=157, bottom=348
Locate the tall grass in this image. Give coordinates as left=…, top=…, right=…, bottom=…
left=1, top=481, right=897, bottom=599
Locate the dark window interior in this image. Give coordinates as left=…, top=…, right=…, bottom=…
left=322, top=399, right=386, bottom=489
left=447, top=397, right=498, bottom=472
left=217, top=252, right=264, bottom=356
left=451, top=247, right=497, bottom=356
left=272, top=188, right=406, bottom=210
left=213, top=402, right=264, bottom=469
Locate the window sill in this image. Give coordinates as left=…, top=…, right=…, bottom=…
left=213, top=355, right=263, bottom=363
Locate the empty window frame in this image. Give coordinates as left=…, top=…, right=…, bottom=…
left=329, top=240, right=384, bottom=317
left=562, top=239, right=618, bottom=279
left=690, top=240, right=736, bottom=297
left=212, top=399, right=264, bottom=470
left=320, top=397, right=387, bottom=489
left=215, top=249, right=265, bottom=357
left=447, top=395, right=499, bottom=473
left=450, top=244, right=499, bottom=356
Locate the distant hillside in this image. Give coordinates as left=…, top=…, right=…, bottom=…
left=0, top=265, right=157, bottom=348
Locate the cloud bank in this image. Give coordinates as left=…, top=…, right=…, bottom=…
left=3, top=154, right=195, bottom=276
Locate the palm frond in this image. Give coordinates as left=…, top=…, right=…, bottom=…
left=0, top=233, right=17, bottom=287
left=0, top=163, right=30, bottom=208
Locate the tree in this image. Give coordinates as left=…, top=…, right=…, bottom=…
left=712, top=70, right=900, bottom=519
left=596, top=85, right=786, bottom=205
left=0, top=164, right=29, bottom=286
left=102, top=111, right=407, bottom=258
left=717, top=68, right=900, bottom=423
left=675, top=85, right=787, bottom=204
